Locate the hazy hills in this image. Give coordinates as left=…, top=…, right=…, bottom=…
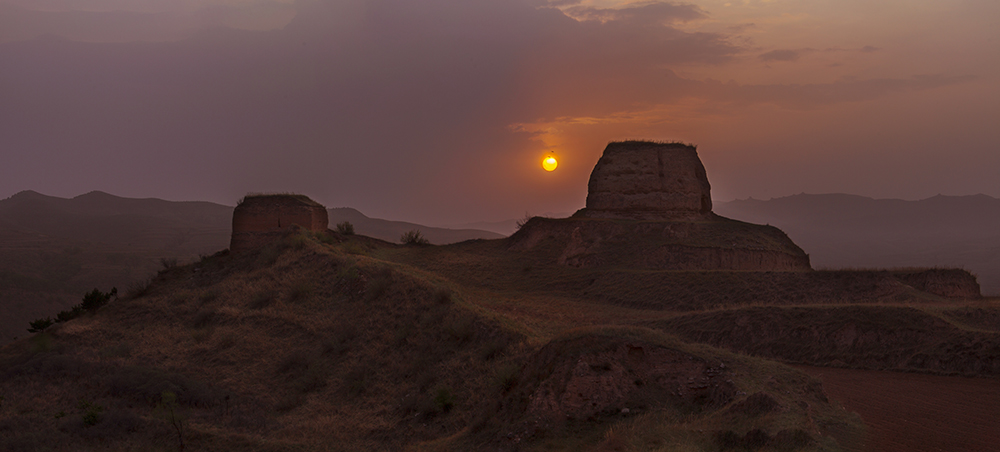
left=715, top=193, right=1000, bottom=295
left=327, top=207, right=504, bottom=243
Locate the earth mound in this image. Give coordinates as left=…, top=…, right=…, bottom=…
left=472, top=328, right=862, bottom=451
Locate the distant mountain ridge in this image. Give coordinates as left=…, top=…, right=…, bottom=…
left=714, top=193, right=1000, bottom=294
left=328, top=207, right=504, bottom=244
left=0, top=190, right=232, bottom=252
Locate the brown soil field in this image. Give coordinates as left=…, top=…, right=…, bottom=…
left=795, top=365, right=1000, bottom=452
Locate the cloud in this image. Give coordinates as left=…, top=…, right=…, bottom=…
left=0, top=1, right=296, bottom=43
left=0, top=0, right=986, bottom=223
left=562, top=1, right=707, bottom=25
left=759, top=48, right=806, bottom=62
left=758, top=45, right=879, bottom=63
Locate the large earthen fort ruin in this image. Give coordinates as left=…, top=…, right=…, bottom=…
left=511, top=140, right=813, bottom=271
left=583, top=141, right=713, bottom=220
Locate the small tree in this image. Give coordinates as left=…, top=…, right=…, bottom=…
left=400, top=230, right=429, bottom=245
left=27, top=318, right=54, bottom=333
left=80, top=287, right=117, bottom=312
left=336, top=221, right=355, bottom=235
left=156, top=391, right=185, bottom=451
left=515, top=212, right=533, bottom=230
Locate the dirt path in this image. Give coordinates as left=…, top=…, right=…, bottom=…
left=795, top=366, right=1000, bottom=452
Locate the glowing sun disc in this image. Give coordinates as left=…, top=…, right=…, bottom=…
left=542, top=156, right=558, bottom=171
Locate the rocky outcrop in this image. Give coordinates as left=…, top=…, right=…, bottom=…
left=583, top=141, right=712, bottom=220
left=230, top=194, right=328, bottom=252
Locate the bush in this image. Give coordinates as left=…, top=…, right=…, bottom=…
left=515, top=213, right=533, bottom=231
left=125, top=278, right=153, bottom=299
left=249, top=290, right=276, bottom=310
left=36, top=288, right=118, bottom=331
left=400, top=230, right=429, bottom=245
left=155, top=392, right=186, bottom=451
left=27, top=318, right=54, bottom=333
left=494, top=363, right=520, bottom=393
left=336, top=221, right=355, bottom=235
left=433, top=387, right=455, bottom=413
left=78, top=399, right=104, bottom=427
left=80, top=287, right=117, bottom=312
left=159, top=257, right=179, bottom=270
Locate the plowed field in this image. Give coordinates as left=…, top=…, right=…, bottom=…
left=796, top=366, right=1000, bottom=452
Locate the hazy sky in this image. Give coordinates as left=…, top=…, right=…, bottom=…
left=2, top=0, right=998, bottom=225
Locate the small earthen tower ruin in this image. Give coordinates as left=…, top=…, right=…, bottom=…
left=230, top=194, right=329, bottom=252
left=583, top=141, right=712, bottom=220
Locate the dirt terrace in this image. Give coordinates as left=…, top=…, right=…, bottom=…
left=796, top=365, right=1000, bottom=452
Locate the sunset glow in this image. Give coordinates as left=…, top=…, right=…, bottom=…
left=542, top=156, right=559, bottom=172
left=0, top=0, right=997, bottom=225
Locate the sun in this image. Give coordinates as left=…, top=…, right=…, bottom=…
left=541, top=155, right=558, bottom=172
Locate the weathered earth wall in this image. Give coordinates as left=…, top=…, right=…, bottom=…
left=509, top=216, right=812, bottom=272
left=893, top=268, right=981, bottom=299
left=230, top=194, right=328, bottom=252
left=584, top=141, right=712, bottom=220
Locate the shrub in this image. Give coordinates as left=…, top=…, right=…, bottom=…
left=294, top=365, right=329, bottom=393
left=288, top=281, right=314, bottom=302
left=155, top=392, right=186, bottom=451
left=159, top=257, right=179, bottom=270
left=43, top=288, right=118, bottom=328
left=98, top=343, right=132, bottom=359
left=480, top=338, right=507, bottom=360
left=433, top=387, right=455, bottom=413
left=515, top=213, right=533, bottom=231
left=433, top=288, right=452, bottom=305
left=249, top=290, right=276, bottom=310
left=344, top=368, right=369, bottom=396
left=125, top=278, right=153, bottom=299
left=27, top=318, right=54, bottom=333
left=342, top=241, right=368, bottom=255
left=336, top=221, right=355, bottom=235
left=400, top=229, right=429, bottom=245
left=80, top=287, right=117, bottom=312
left=364, top=275, right=392, bottom=302
left=444, top=315, right=475, bottom=342
left=494, top=363, right=520, bottom=393
left=78, top=399, right=104, bottom=427
left=191, top=309, right=216, bottom=328
left=199, top=290, right=219, bottom=304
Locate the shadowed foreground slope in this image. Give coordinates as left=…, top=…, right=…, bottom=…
left=0, top=229, right=863, bottom=451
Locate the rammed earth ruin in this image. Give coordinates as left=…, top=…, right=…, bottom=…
left=511, top=140, right=814, bottom=271
left=230, top=194, right=329, bottom=252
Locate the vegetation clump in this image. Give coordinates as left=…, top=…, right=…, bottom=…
left=336, top=221, right=355, bottom=235
left=400, top=229, right=430, bottom=245
left=28, top=287, right=117, bottom=333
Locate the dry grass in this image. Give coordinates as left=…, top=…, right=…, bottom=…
left=3, top=225, right=990, bottom=451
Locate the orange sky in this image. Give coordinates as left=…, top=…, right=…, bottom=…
left=1, top=0, right=997, bottom=224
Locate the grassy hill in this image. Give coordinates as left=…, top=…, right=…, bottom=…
left=1, top=228, right=876, bottom=452
left=0, top=191, right=500, bottom=345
